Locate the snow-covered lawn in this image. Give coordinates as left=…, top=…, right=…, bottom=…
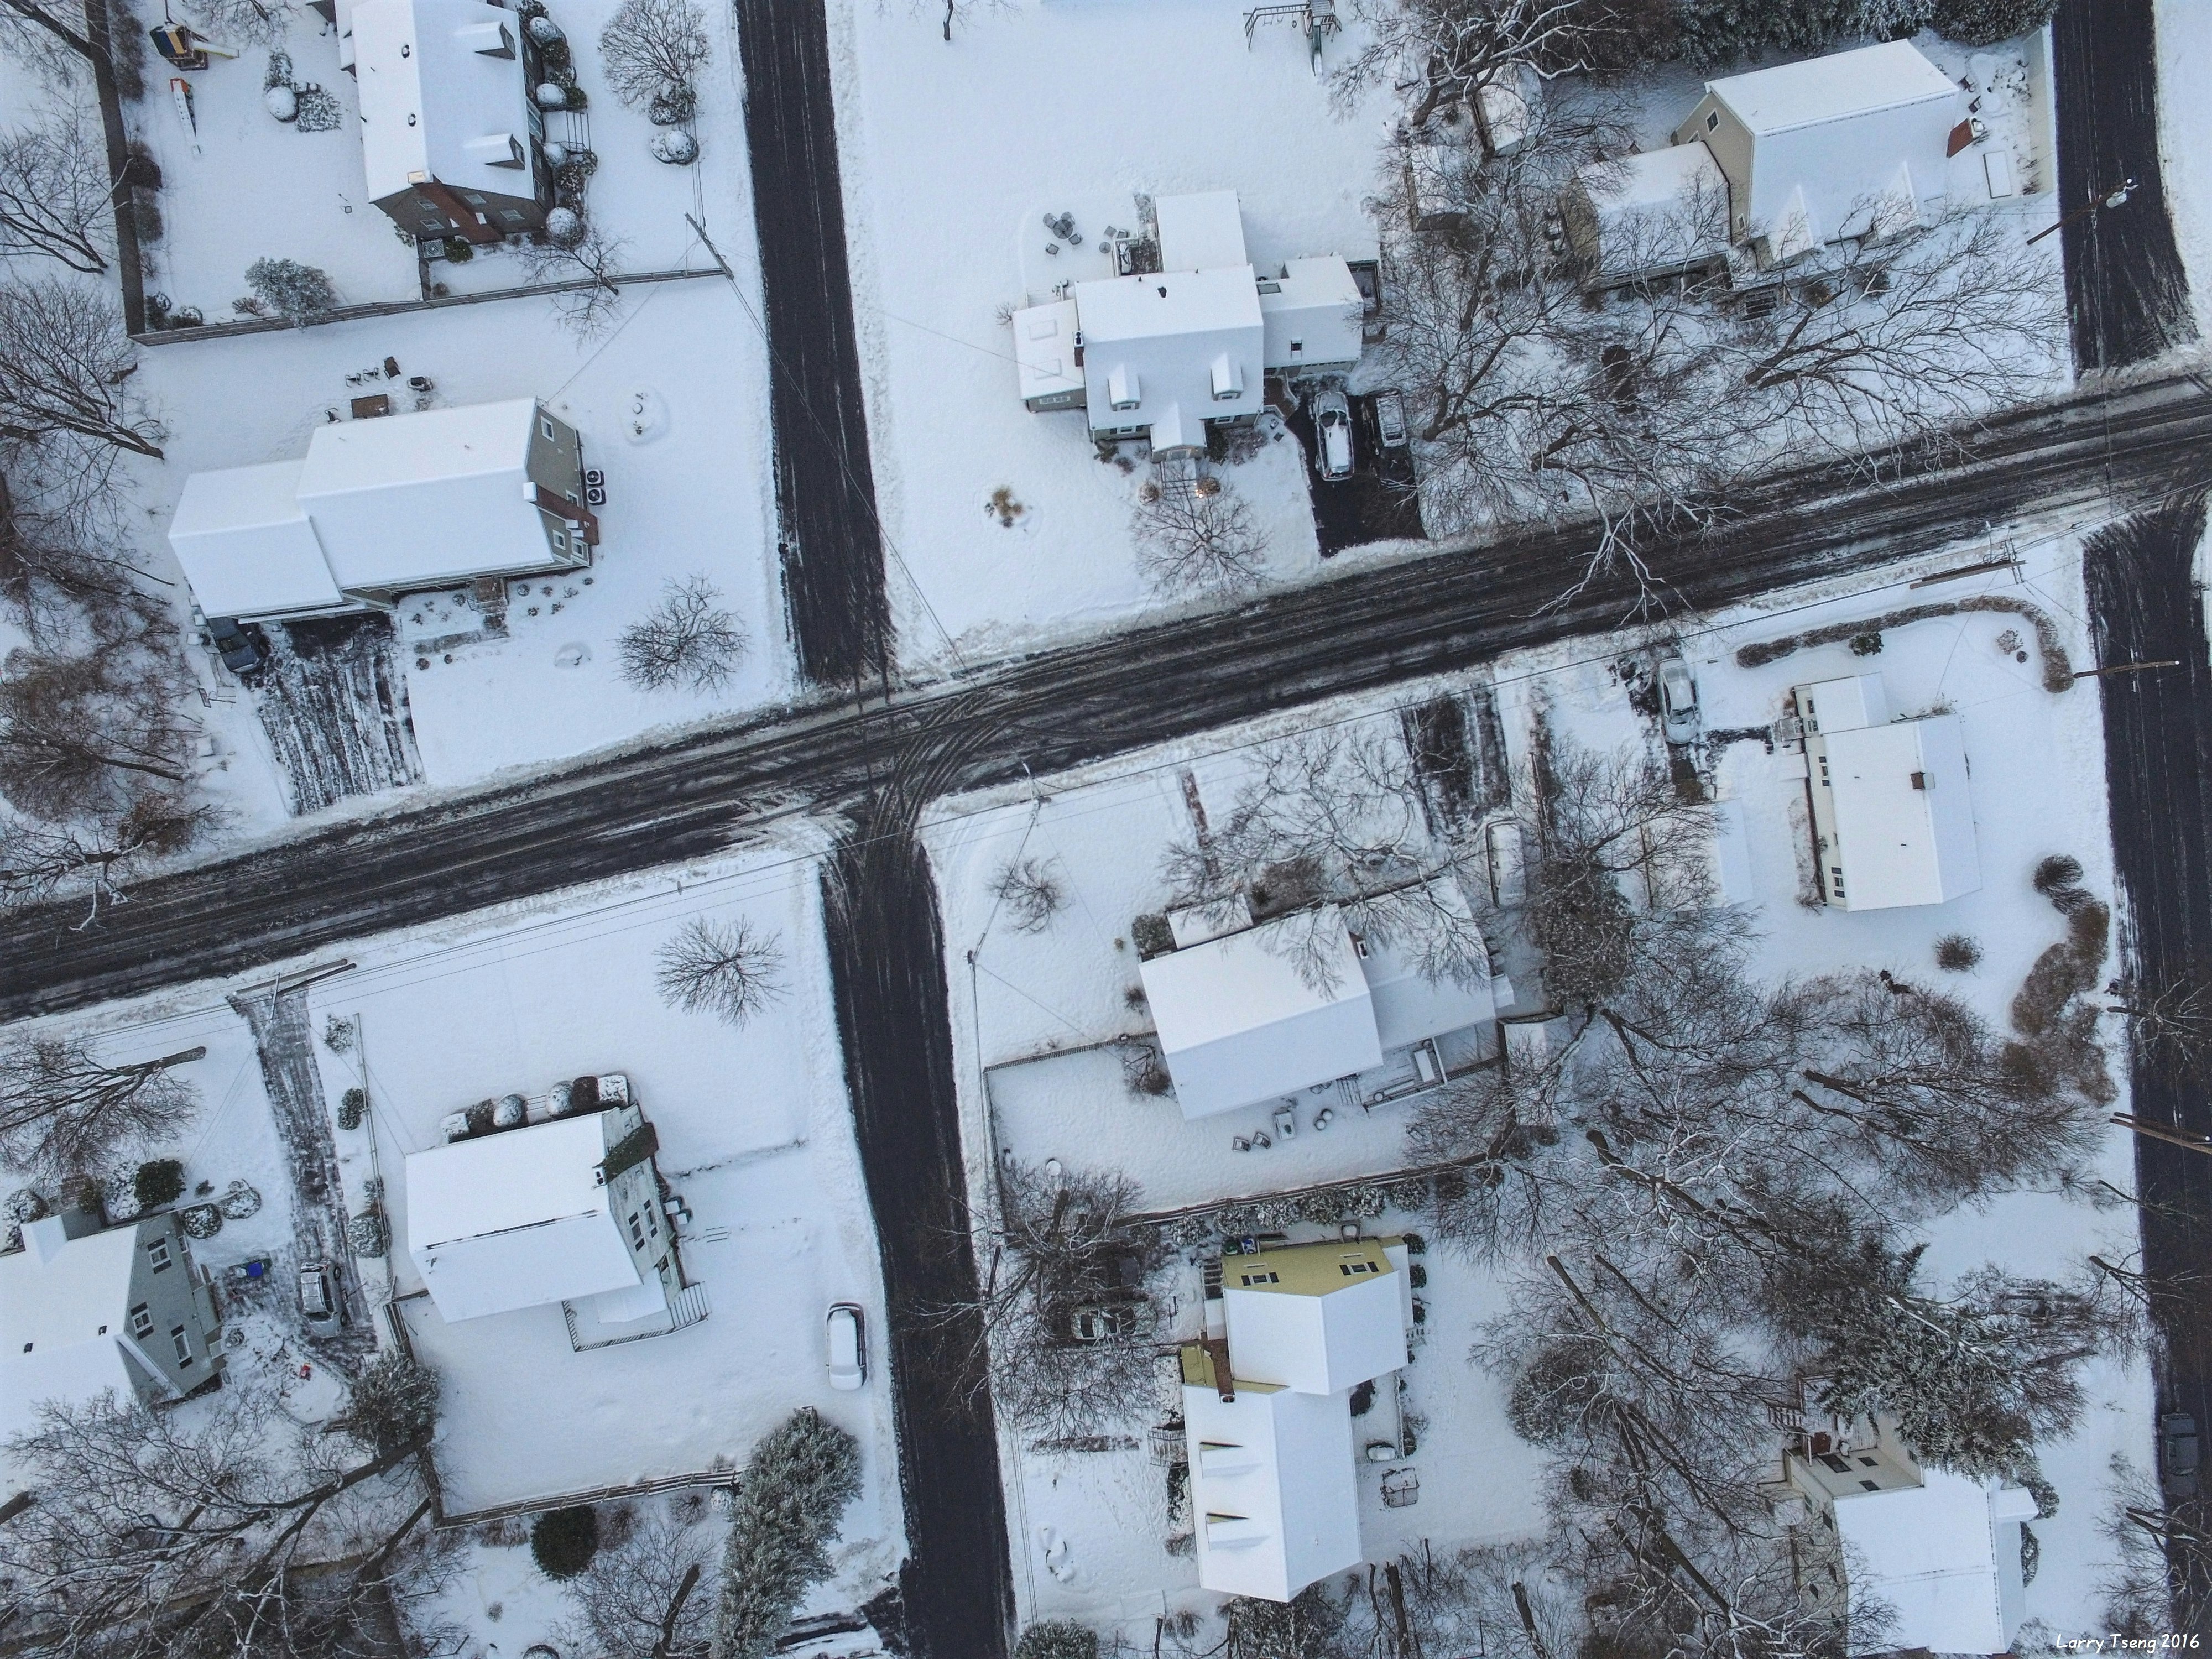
left=829, top=0, right=1398, bottom=665
left=926, top=520, right=2151, bottom=1637
left=286, top=837, right=902, bottom=1549
left=2155, top=0, right=2212, bottom=341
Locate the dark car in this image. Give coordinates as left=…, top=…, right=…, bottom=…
left=2163, top=1412, right=2200, bottom=1496
left=207, top=617, right=269, bottom=680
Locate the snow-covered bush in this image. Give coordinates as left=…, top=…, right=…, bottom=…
left=343, top=1348, right=441, bottom=1456
left=294, top=86, right=343, bottom=132
left=133, top=1158, right=184, bottom=1212
left=1015, top=1623, right=1101, bottom=1659
left=526, top=12, right=564, bottom=44
left=493, top=1093, right=526, bottom=1128
left=322, top=1015, right=356, bottom=1053
left=346, top=1209, right=388, bottom=1258
left=649, top=128, right=699, bottom=165
left=712, top=1410, right=862, bottom=1659
left=218, top=1180, right=262, bottom=1219
left=1932, top=0, right=2057, bottom=44
left=337, top=1087, right=366, bottom=1130
left=536, top=81, right=570, bottom=109
left=243, top=257, right=337, bottom=326
left=545, top=207, right=585, bottom=248
left=263, top=84, right=296, bottom=122
left=179, top=1203, right=222, bottom=1240
left=4, top=1188, right=46, bottom=1224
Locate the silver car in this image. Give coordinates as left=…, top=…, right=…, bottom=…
left=1373, top=390, right=1409, bottom=448
left=1312, top=389, right=1355, bottom=480
left=1658, top=658, right=1700, bottom=745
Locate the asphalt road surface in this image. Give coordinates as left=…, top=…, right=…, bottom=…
left=2085, top=498, right=2212, bottom=1610
left=2053, top=0, right=2197, bottom=370
left=823, top=817, right=1016, bottom=1658
left=733, top=0, right=893, bottom=687
left=6, top=377, right=2211, bottom=1022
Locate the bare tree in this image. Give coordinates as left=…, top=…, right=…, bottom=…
left=0, top=634, right=197, bottom=826
left=0, top=455, right=150, bottom=639
left=946, top=1158, right=1166, bottom=1442
left=654, top=916, right=784, bottom=1026
left=519, top=221, right=634, bottom=340
left=0, top=1033, right=201, bottom=1174
left=1161, top=724, right=1495, bottom=991
left=990, top=855, right=1066, bottom=933
left=1332, top=0, right=1618, bottom=139
left=179, top=0, right=290, bottom=45
left=2100, top=1455, right=2212, bottom=1641
left=0, top=1383, right=447, bottom=1659
left=0, top=276, right=162, bottom=459
left=556, top=1499, right=718, bottom=1659
left=598, top=0, right=710, bottom=113
left=0, top=792, right=210, bottom=927
left=0, top=101, right=112, bottom=272
left=1131, top=482, right=1266, bottom=599
left=618, top=573, right=746, bottom=692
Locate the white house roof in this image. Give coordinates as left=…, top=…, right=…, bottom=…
left=353, top=0, right=535, bottom=203
left=168, top=460, right=345, bottom=619
left=1796, top=674, right=1889, bottom=733
left=1155, top=190, right=1249, bottom=273
left=1182, top=1378, right=1363, bottom=1602
left=1012, top=299, right=1084, bottom=403
left=1708, top=40, right=1959, bottom=137
left=1140, top=907, right=1384, bottom=1119
left=0, top=1222, right=152, bottom=1455
left=1836, top=1468, right=2031, bottom=1654
left=1818, top=714, right=1980, bottom=909
left=1360, top=929, right=1495, bottom=1051
left=1076, top=267, right=1263, bottom=345
left=1258, top=257, right=1364, bottom=368
left=1222, top=1238, right=1409, bottom=1395
left=1573, top=143, right=1733, bottom=277
left=293, top=398, right=549, bottom=591
left=405, top=1109, right=643, bottom=1322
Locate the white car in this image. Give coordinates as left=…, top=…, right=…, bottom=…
left=1313, top=389, right=1355, bottom=480
left=1657, top=658, right=1700, bottom=745
left=826, top=1302, right=866, bottom=1390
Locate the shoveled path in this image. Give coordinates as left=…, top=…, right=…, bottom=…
left=6, top=377, right=2212, bottom=1024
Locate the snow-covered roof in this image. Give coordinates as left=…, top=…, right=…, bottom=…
left=0, top=1220, right=156, bottom=1458
left=1796, top=674, right=1888, bottom=734
left=1155, top=190, right=1249, bottom=273
left=1139, top=906, right=1384, bottom=1119
left=1691, top=41, right=1958, bottom=251
left=1221, top=1238, right=1408, bottom=1395
left=168, top=459, right=345, bottom=620
left=1076, top=267, right=1262, bottom=345
left=1708, top=41, right=1959, bottom=137
left=1182, top=1366, right=1363, bottom=1602
left=168, top=400, right=565, bottom=616
left=1258, top=257, right=1364, bottom=369
left=1572, top=143, right=1733, bottom=278
left=1835, top=1468, right=2032, bottom=1655
left=294, top=398, right=550, bottom=591
left=1360, top=929, right=1495, bottom=1052
left=353, top=0, right=537, bottom=204
left=1803, top=701, right=1980, bottom=911
left=405, top=1109, right=644, bottom=1323
left=1012, top=299, right=1084, bottom=404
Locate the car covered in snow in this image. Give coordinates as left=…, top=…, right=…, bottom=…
left=1373, top=390, right=1409, bottom=449
left=299, top=1261, right=337, bottom=1326
left=1312, top=388, right=1355, bottom=480
left=2164, top=1412, right=2200, bottom=1498
left=207, top=617, right=269, bottom=681
left=826, top=1302, right=866, bottom=1390
left=1657, top=657, right=1700, bottom=745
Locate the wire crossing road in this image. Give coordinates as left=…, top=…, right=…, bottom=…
left=3, top=377, right=2210, bottom=1023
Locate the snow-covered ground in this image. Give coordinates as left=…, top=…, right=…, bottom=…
left=923, top=517, right=2152, bottom=1641
left=828, top=0, right=1398, bottom=665
left=2155, top=0, right=2212, bottom=341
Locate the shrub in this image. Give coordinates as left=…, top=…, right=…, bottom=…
left=531, top=1506, right=601, bottom=1579
left=347, top=1210, right=388, bottom=1258
left=1015, top=1623, right=1101, bottom=1659
left=1932, top=0, right=2058, bottom=45
left=346, top=1349, right=441, bottom=1455
left=1848, top=632, right=1884, bottom=656
left=179, top=1203, right=222, bottom=1239
left=1131, top=913, right=1174, bottom=959
left=133, top=1158, right=185, bottom=1212
left=712, top=1409, right=863, bottom=1659
left=1936, top=934, right=1983, bottom=972
left=2032, top=854, right=2084, bottom=895
left=337, top=1087, right=366, bottom=1130
left=243, top=257, right=338, bottom=326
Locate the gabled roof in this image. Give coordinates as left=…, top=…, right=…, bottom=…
left=0, top=1220, right=158, bottom=1452
left=405, top=1109, right=644, bottom=1322
left=1074, top=267, right=1263, bottom=345
left=1708, top=40, right=1960, bottom=136
left=1221, top=1238, right=1408, bottom=1395
left=1181, top=1372, right=1362, bottom=1601
left=1139, top=906, right=1383, bottom=1119
left=353, top=0, right=536, bottom=202
left=1816, top=715, right=1980, bottom=909
left=1835, top=1468, right=2031, bottom=1654
left=168, top=460, right=345, bottom=619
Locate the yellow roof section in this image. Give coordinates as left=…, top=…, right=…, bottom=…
left=1222, top=1238, right=1396, bottom=1297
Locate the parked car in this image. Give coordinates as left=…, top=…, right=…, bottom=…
left=2163, top=1412, right=2200, bottom=1496
left=298, top=1261, right=337, bottom=1325
left=1373, top=390, right=1409, bottom=449
left=1313, top=389, right=1355, bottom=480
left=826, top=1302, right=866, bottom=1390
left=206, top=617, right=269, bottom=680
left=1070, top=1302, right=1139, bottom=1343
left=1657, top=657, right=1700, bottom=745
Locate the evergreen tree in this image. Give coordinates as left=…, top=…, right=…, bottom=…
left=712, top=1409, right=863, bottom=1659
